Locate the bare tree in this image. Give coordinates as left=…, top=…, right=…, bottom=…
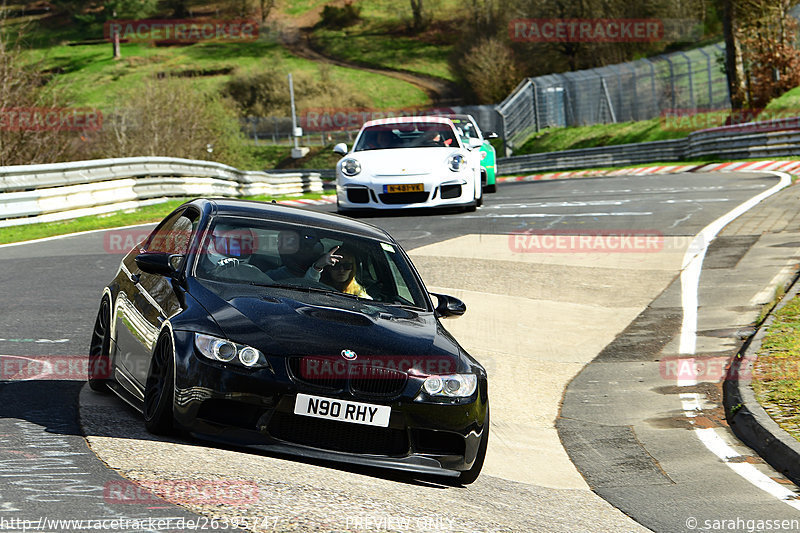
left=260, top=0, right=275, bottom=22
left=0, top=28, right=75, bottom=165
left=736, top=0, right=800, bottom=108
left=95, top=78, right=246, bottom=166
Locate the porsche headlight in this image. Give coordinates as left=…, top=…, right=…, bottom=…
left=448, top=154, right=465, bottom=172
left=341, top=158, right=361, bottom=177
left=194, top=333, right=268, bottom=369
left=422, top=373, right=477, bottom=398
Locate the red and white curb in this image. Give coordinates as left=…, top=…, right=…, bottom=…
left=498, top=160, right=800, bottom=183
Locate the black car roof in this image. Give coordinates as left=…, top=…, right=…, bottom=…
left=188, top=198, right=393, bottom=241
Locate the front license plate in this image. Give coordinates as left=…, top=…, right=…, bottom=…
left=294, top=393, right=390, bottom=427
left=384, top=183, right=424, bottom=193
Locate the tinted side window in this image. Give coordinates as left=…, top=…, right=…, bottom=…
left=147, top=209, right=199, bottom=255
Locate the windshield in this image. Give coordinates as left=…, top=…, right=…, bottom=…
left=193, top=216, right=429, bottom=309
left=353, top=123, right=458, bottom=151
left=451, top=119, right=480, bottom=144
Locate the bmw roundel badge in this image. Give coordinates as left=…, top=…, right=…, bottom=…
left=341, top=349, right=357, bottom=360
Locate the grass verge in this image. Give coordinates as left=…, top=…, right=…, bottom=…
left=752, top=284, right=800, bottom=441
left=0, top=192, right=333, bottom=245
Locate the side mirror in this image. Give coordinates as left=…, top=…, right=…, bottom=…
left=431, top=293, right=466, bottom=318
left=135, top=252, right=182, bottom=277
left=486, top=132, right=499, bottom=139
left=333, top=143, right=348, bottom=155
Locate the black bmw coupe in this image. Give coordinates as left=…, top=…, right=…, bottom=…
left=88, top=198, right=489, bottom=484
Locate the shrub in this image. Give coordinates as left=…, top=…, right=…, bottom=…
left=459, top=37, right=519, bottom=104
left=0, top=31, right=75, bottom=165
left=91, top=78, right=248, bottom=167
left=318, top=2, right=361, bottom=29
left=223, top=64, right=370, bottom=117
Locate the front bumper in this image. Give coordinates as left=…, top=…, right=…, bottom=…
left=336, top=173, right=476, bottom=211
left=171, top=331, right=489, bottom=475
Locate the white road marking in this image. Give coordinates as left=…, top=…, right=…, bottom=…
left=749, top=264, right=799, bottom=305
left=458, top=211, right=654, bottom=219
left=487, top=200, right=629, bottom=209
left=0, top=222, right=156, bottom=249
left=677, top=171, right=800, bottom=508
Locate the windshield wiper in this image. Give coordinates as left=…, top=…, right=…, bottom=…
left=381, top=301, right=426, bottom=311
left=248, top=282, right=364, bottom=300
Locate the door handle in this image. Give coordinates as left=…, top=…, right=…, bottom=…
left=129, top=273, right=140, bottom=284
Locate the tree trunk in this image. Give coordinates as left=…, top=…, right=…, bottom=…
left=409, top=0, right=424, bottom=32
left=719, top=0, right=747, bottom=109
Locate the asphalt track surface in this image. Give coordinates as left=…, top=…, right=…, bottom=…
left=1, top=172, right=799, bottom=532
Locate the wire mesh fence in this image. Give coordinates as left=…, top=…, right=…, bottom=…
left=497, top=42, right=730, bottom=151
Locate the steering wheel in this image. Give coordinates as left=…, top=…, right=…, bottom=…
left=213, top=261, right=272, bottom=283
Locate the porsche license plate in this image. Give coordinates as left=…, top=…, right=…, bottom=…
left=385, top=183, right=424, bottom=193
left=294, top=393, right=390, bottom=427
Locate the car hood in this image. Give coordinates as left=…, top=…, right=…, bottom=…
left=347, top=148, right=462, bottom=176
left=188, top=280, right=469, bottom=370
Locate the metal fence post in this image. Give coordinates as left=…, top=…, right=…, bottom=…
left=698, top=47, right=713, bottom=108
left=679, top=51, right=696, bottom=110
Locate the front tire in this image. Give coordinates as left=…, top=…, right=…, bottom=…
left=457, top=406, right=489, bottom=485
left=143, top=333, right=175, bottom=435
left=88, top=296, right=112, bottom=392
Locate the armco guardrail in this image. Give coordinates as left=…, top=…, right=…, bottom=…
left=498, top=138, right=687, bottom=174
left=499, top=119, right=800, bottom=175
left=0, top=157, right=324, bottom=227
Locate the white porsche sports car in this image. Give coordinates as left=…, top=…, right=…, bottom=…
left=333, top=116, right=483, bottom=213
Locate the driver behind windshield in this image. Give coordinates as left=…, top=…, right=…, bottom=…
left=203, top=224, right=274, bottom=283
left=319, top=246, right=372, bottom=299
left=268, top=230, right=342, bottom=281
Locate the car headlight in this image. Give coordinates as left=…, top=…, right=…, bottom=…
left=341, top=158, right=361, bottom=177
left=422, top=373, right=477, bottom=398
left=448, top=154, right=465, bottom=172
left=194, top=333, right=268, bottom=368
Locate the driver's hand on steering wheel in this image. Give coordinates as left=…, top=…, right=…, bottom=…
left=313, top=245, right=343, bottom=272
